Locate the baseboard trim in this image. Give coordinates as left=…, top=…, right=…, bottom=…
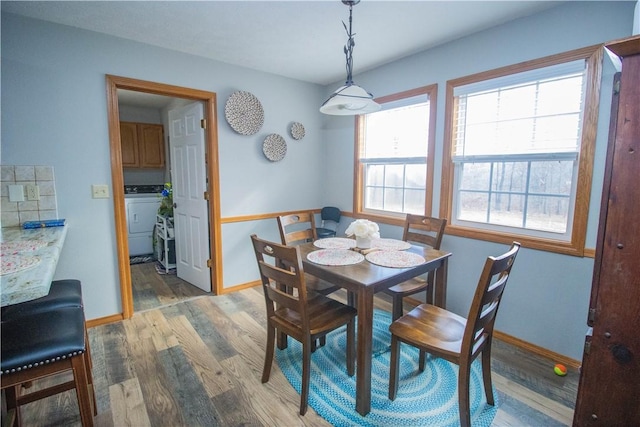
left=218, top=280, right=261, bottom=294
left=86, top=313, right=123, bottom=328
left=493, top=330, right=581, bottom=369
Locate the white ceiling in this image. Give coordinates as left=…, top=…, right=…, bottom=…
left=2, top=0, right=566, bottom=87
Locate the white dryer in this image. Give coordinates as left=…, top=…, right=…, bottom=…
left=125, top=194, right=161, bottom=256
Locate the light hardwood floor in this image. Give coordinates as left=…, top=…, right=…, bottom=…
left=14, top=268, right=578, bottom=426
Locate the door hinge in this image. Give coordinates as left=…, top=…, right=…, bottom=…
left=588, top=308, right=596, bottom=324
left=207, top=259, right=213, bottom=268
left=203, top=191, right=209, bottom=201
left=584, top=340, right=591, bottom=355
left=201, top=119, right=206, bottom=129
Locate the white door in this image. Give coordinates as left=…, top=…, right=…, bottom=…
left=169, top=102, right=211, bottom=292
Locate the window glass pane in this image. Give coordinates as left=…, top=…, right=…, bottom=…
left=364, top=102, right=429, bottom=158
left=383, top=188, right=404, bottom=213
left=458, top=191, right=489, bottom=222
left=365, top=186, right=383, bottom=210
left=404, top=189, right=426, bottom=214
left=529, top=161, right=574, bottom=195
left=366, top=164, right=384, bottom=186
left=384, top=165, right=404, bottom=187
left=489, top=193, right=524, bottom=227
left=525, top=195, right=569, bottom=233
left=405, top=164, right=426, bottom=189
left=460, top=163, right=490, bottom=191
left=491, top=162, right=527, bottom=193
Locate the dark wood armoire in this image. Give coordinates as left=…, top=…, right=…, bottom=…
left=573, top=35, right=640, bottom=426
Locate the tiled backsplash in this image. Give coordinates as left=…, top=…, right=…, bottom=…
left=1, top=165, right=59, bottom=228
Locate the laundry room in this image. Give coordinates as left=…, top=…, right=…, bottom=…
left=119, top=90, right=209, bottom=312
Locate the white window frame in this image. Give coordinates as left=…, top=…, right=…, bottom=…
left=440, top=46, right=603, bottom=256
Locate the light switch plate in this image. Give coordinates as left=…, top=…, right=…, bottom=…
left=92, top=184, right=110, bottom=199
left=8, top=184, right=24, bottom=202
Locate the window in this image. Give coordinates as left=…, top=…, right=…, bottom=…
left=441, top=46, right=603, bottom=256
left=355, top=85, right=437, bottom=223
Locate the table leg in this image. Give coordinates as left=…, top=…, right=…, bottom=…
left=434, top=258, right=448, bottom=308
left=356, top=288, right=374, bottom=416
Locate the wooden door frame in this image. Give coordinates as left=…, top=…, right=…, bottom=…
left=106, top=75, right=222, bottom=319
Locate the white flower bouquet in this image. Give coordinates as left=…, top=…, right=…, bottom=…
left=345, top=219, right=380, bottom=248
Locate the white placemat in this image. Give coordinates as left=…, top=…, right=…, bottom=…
left=1, top=255, right=41, bottom=276
left=307, top=249, right=364, bottom=266
left=371, top=238, right=411, bottom=251
left=1, top=240, right=48, bottom=254
left=365, top=251, right=425, bottom=268
left=313, top=238, right=357, bottom=249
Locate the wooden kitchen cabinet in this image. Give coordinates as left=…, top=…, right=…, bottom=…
left=120, top=121, right=165, bottom=168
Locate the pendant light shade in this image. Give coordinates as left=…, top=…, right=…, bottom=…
left=320, top=83, right=380, bottom=115
left=321, top=0, right=380, bottom=115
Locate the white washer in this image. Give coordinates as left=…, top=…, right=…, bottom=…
left=125, top=194, right=161, bottom=256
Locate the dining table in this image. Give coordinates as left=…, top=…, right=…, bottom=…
left=297, top=238, right=452, bottom=416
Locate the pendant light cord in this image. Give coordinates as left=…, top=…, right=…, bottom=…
left=343, top=2, right=355, bottom=86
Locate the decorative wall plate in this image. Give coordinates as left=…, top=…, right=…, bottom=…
left=224, top=91, right=264, bottom=135
left=290, top=122, right=305, bottom=140
left=262, top=133, right=287, bottom=162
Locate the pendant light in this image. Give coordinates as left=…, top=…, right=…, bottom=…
left=320, top=0, right=381, bottom=115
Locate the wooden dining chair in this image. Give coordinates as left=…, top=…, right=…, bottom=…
left=250, top=234, right=356, bottom=415
left=384, top=214, right=447, bottom=320
left=388, top=242, right=520, bottom=427
left=277, top=212, right=342, bottom=297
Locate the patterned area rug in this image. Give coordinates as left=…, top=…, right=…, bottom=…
left=276, top=309, right=498, bottom=427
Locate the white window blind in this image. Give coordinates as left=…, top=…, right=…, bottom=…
left=453, top=60, right=587, bottom=160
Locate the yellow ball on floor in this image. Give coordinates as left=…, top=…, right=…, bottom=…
left=554, top=364, right=567, bottom=376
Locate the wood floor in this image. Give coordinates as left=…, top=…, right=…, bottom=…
left=14, top=267, right=579, bottom=426
left=130, top=261, right=209, bottom=312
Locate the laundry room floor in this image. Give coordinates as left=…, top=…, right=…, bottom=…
left=131, top=261, right=209, bottom=312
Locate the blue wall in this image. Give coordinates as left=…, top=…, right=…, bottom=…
left=1, top=1, right=635, bottom=360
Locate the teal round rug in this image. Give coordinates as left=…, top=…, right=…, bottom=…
left=275, top=309, right=498, bottom=426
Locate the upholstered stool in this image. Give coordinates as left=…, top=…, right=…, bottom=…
left=1, top=279, right=83, bottom=320
left=1, top=306, right=95, bottom=426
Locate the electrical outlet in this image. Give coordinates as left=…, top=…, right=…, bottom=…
left=26, top=184, right=40, bottom=201
left=92, top=184, right=110, bottom=199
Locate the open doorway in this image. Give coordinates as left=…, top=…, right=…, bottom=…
left=106, top=75, right=223, bottom=319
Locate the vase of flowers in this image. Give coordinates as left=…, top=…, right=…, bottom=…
left=345, top=219, right=380, bottom=249
left=158, top=182, right=173, bottom=217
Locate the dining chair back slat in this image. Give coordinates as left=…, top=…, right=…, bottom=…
left=277, top=212, right=317, bottom=245
left=402, top=214, right=447, bottom=249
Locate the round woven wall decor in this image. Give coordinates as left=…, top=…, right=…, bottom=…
left=263, top=133, right=287, bottom=162
left=290, top=122, right=305, bottom=140
left=225, top=91, right=264, bottom=135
